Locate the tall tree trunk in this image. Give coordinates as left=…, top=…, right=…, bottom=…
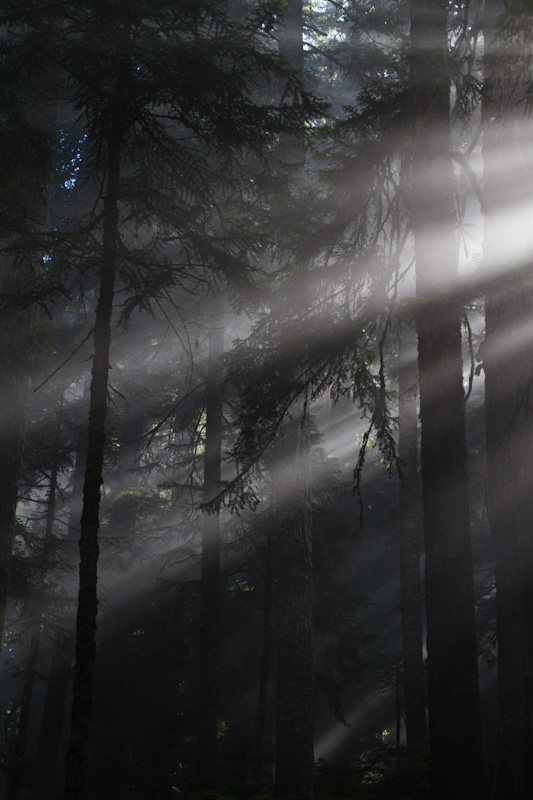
left=483, top=3, right=533, bottom=796
left=273, top=401, right=314, bottom=800
left=485, top=282, right=533, bottom=800
left=397, top=322, right=427, bottom=743
left=0, top=68, right=58, bottom=650
left=197, top=299, right=224, bottom=779
left=62, top=121, right=122, bottom=800
left=36, top=397, right=88, bottom=791
left=273, top=4, right=314, bottom=798
left=253, top=522, right=273, bottom=783
left=408, top=1, right=485, bottom=796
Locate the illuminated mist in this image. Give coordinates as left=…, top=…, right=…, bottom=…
left=2, top=4, right=533, bottom=799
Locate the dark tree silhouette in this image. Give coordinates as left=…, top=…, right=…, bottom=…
left=407, top=0, right=485, bottom=795
left=483, top=2, right=533, bottom=796
left=397, top=321, right=427, bottom=744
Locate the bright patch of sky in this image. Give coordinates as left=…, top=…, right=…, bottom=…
left=58, top=130, right=87, bottom=192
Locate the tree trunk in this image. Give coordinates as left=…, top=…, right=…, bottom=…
left=0, top=68, right=58, bottom=650
left=273, top=5, right=314, bottom=797
left=37, top=653, right=72, bottom=789
left=37, top=402, right=88, bottom=791
left=253, top=521, right=273, bottom=782
left=397, top=322, right=427, bottom=743
left=273, top=402, right=314, bottom=800
left=483, top=3, right=533, bottom=796
left=197, top=299, right=224, bottom=780
left=485, top=285, right=533, bottom=800
left=62, top=121, right=122, bottom=800
left=408, top=1, right=485, bottom=796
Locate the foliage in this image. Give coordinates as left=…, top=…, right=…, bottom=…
left=0, top=0, right=510, bottom=797
left=1, top=0, right=326, bottom=319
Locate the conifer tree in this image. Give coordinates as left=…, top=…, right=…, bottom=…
left=483, top=1, right=533, bottom=796
left=271, top=4, right=315, bottom=798
left=1, top=3, right=323, bottom=798
left=406, top=0, right=485, bottom=795
left=36, top=385, right=88, bottom=791
left=397, top=320, right=427, bottom=744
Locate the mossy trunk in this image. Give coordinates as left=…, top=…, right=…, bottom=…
left=408, top=0, right=484, bottom=796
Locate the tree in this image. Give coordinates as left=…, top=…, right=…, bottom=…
left=271, top=4, right=315, bottom=798
left=2, top=3, right=323, bottom=798
left=8, top=0, right=531, bottom=796
left=36, top=382, right=89, bottom=791
left=406, top=0, right=485, bottom=795
left=397, top=319, right=427, bottom=744
left=482, top=1, right=533, bottom=796
left=252, top=506, right=274, bottom=783
left=272, top=402, right=314, bottom=800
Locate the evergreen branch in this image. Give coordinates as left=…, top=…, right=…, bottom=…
left=33, top=328, right=94, bottom=393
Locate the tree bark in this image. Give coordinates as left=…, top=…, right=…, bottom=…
left=272, top=5, right=314, bottom=797
left=397, top=322, right=427, bottom=743
left=37, top=400, right=88, bottom=791
left=485, top=286, right=533, bottom=800
left=62, top=121, right=122, bottom=800
left=408, top=0, right=485, bottom=796
left=273, top=402, right=314, bottom=800
left=483, top=3, right=533, bottom=796
left=253, top=522, right=273, bottom=783
left=197, top=299, right=224, bottom=779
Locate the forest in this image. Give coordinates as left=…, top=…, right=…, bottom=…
left=0, top=0, right=531, bottom=798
